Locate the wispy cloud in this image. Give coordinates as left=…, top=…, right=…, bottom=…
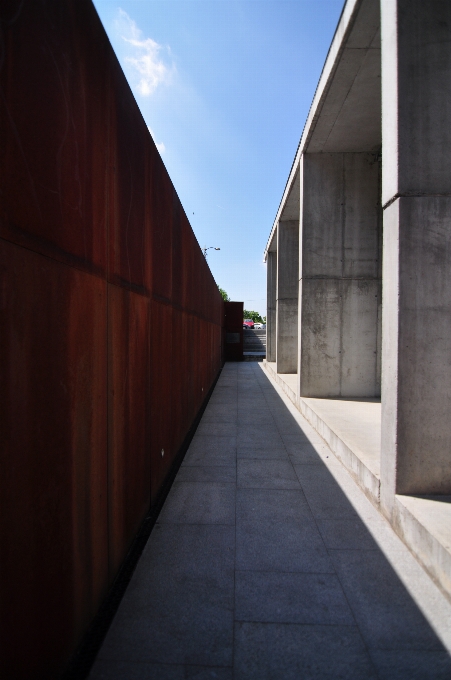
left=148, top=127, right=166, bottom=155
left=115, top=8, right=171, bottom=97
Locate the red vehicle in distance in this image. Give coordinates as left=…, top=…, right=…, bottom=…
left=243, top=318, right=254, bottom=329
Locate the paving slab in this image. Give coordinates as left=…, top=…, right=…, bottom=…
left=235, top=571, right=354, bottom=625
left=236, top=445, right=287, bottom=460
left=330, top=549, right=444, bottom=651
left=235, top=519, right=334, bottom=573
left=176, top=465, right=237, bottom=484
left=95, top=524, right=234, bottom=667
left=237, top=459, right=300, bottom=489
left=89, top=660, right=233, bottom=680
left=158, top=482, right=236, bottom=525
left=183, top=436, right=237, bottom=467
left=369, top=649, right=451, bottom=680
left=236, top=427, right=284, bottom=449
left=236, top=488, right=311, bottom=523
left=234, top=622, right=378, bottom=680
left=294, top=464, right=360, bottom=519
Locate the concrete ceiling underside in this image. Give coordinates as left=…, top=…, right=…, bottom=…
left=306, top=0, right=381, bottom=153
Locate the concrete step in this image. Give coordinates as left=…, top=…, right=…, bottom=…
left=262, top=360, right=451, bottom=604
left=243, top=330, right=266, bottom=352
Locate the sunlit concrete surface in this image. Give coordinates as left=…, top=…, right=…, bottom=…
left=264, top=361, right=381, bottom=500
left=89, top=363, right=451, bottom=679
left=302, top=398, right=380, bottom=474
left=263, top=361, right=451, bottom=601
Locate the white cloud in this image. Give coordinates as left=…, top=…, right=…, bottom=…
left=115, top=9, right=171, bottom=97
left=148, top=127, right=166, bottom=155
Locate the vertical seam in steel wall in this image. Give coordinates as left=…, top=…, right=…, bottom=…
left=105, top=77, right=111, bottom=584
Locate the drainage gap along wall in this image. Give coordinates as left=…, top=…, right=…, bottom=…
left=0, top=1, right=224, bottom=677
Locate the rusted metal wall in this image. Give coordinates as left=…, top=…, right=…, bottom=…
left=224, top=301, right=244, bottom=361
left=0, top=1, right=223, bottom=677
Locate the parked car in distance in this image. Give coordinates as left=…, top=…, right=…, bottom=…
left=254, top=322, right=264, bottom=329
left=243, top=319, right=254, bottom=329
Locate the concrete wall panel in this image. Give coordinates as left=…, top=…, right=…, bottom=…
left=276, top=220, right=299, bottom=374
left=303, top=152, right=381, bottom=279
left=340, top=279, right=381, bottom=397
left=299, top=278, right=383, bottom=398
left=300, top=151, right=382, bottom=397
left=266, top=251, right=277, bottom=362
left=343, top=153, right=381, bottom=279
left=300, top=279, right=342, bottom=396
left=303, top=154, right=343, bottom=278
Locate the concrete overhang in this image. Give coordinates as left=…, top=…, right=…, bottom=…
left=267, top=225, right=277, bottom=253
left=264, top=0, right=381, bottom=261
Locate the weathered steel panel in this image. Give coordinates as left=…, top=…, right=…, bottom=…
left=0, top=1, right=224, bottom=677
left=107, top=66, right=152, bottom=293
left=0, top=0, right=110, bottom=276
left=181, top=214, right=194, bottom=311
left=149, top=300, right=174, bottom=503
left=0, top=240, right=108, bottom=679
left=107, top=285, right=151, bottom=577
left=172, top=200, right=184, bottom=307
left=224, top=301, right=244, bottom=361
left=170, top=307, right=186, bottom=454
left=151, top=158, right=173, bottom=301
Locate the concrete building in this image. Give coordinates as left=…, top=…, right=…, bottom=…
left=264, top=0, right=451, bottom=601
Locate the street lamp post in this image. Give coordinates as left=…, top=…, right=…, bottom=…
left=202, top=246, right=220, bottom=259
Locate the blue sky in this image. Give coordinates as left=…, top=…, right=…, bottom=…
left=93, top=0, right=343, bottom=317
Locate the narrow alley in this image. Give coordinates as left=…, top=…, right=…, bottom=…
left=89, top=362, right=451, bottom=680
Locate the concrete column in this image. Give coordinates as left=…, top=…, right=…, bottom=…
left=276, top=220, right=299, bottom=374
left=266, top=250, right=277, bottom=362
left=299, top=152, right=382, bottom=397
left=380, top=0, right=451, bottom=510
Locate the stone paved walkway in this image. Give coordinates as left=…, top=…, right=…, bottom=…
left=89, top=362, right=451, bottom=679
